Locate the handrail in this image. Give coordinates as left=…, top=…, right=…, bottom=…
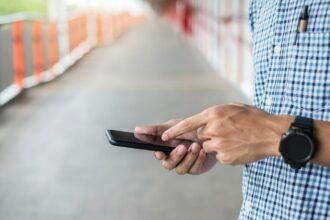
left=0, top=12, right=147, bottom=106
left=164, top=0, right=254, bottom=97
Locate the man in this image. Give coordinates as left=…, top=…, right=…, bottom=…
left=135, top=0, right=330, bottom=219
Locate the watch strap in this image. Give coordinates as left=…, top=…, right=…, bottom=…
left=283, top=157, right=305, bottom=169
left=291, top=116, right=313, bottom=134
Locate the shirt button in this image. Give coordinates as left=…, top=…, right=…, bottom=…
left=274, top=45, right=281, bottom=55
left=245, top=201, right=252, bottom=212
left=266, top=97, right=272, bottom=106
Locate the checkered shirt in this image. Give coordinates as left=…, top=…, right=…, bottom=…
left=239, top=0, right=330, bottom=219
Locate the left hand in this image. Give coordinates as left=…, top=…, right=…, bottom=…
left=135, top=120, right=217, bottom=175
left=162, top=103, right=293, bottom=165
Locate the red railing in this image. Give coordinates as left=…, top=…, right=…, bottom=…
left=164, top=0, right=254, bottom=97
left=12, top=21, right=25, bottom=88
left=32, top=21, right=44, bottom=82
left=0, top=12, right=147, bottom=106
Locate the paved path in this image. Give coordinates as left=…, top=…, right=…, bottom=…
left=0, top=19, right=248, bottom=220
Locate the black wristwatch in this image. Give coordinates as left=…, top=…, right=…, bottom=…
left=279, top=116, right=316, bottom=169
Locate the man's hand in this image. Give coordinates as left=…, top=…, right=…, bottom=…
left=135, top=119, right=217, bottom=175
left=162, top=104, right=293, bottom=165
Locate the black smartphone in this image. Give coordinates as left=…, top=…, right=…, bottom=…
left=106, top=130, right=193, bottom=155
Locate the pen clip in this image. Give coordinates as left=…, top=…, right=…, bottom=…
left=300, top=5, right=309, bottom=21
left=294, top=5, right=309, bottom=45
left=298, top=5, right=309, bottom=33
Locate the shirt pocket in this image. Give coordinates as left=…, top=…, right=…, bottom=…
left=306, top=1, right=330, bottom=33
left=284, top=32, right=330, bottom=112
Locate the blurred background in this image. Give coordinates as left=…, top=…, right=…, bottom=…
left=0, top=0, right=252, bottom=219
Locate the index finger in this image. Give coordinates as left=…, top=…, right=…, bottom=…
left=162, top=113, right=207, bottom=141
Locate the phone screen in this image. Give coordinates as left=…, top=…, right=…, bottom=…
left=110, top=130, right=178, bottom=146
left=107, top=130, right=193, bottom=154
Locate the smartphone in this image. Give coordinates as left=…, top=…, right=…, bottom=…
left=106, top=130, right=193, bottom=155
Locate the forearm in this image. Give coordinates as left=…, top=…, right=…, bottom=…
left=311, top=120, right=330, bottom=167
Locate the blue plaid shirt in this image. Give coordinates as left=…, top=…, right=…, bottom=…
left=239, top=0, right=330, bottom=219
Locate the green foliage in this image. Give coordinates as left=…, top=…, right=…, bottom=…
left=143, top=0, right=170, bottom=12
left=0, top=0, right=47, bottom=17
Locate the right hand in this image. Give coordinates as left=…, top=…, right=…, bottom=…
left=135, top=119, right=217, bottom=175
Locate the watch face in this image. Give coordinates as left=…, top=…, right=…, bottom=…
left=280, top=132, right=314, bottom=162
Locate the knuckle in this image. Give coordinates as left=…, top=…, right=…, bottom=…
left=162, top=162, right=172, bottom=170
left=217, top=152, right=234, bottom=165
left=198, top=129, right=209, bottom=140
left=189, top=170, right=198, bottom=175
left=180, top=119, right=190, bottom=128
left=203, top=143, right=213, bottom=153
left=167, top=119, right=180, bottom=125
left=197, top=130, right=203, bottom=139
left=226, top=114, right=238, bottom=126
left=192, top=149, right=200, bottom=156
left=216, top=138, right=226, bottom=147
left=203, top=140, right=222, bottom=153
left=206, top=127, right=217, bottom=137
left=220, top=104, right=231, bottom=111
left=208, top=106, right=223, bottom=117
left=176, top=168, right=186, bottom=175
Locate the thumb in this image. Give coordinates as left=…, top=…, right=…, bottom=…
left=135, top=119, right=181, bottom=135
left=135, top=124, right=168, bottom=135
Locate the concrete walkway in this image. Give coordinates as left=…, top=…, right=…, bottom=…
left=0, top=19, right=248, bottom=220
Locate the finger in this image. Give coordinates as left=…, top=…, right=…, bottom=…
left=134, top=125, right=163, bottom=135
left=162, top=113, right=207, bottom=141
left=196, top=126, right=210, bottom=141
left=196, top=127, right=204, bottom=134
left=189, top=149, right=206, bottom=175
left=215, top=148, right=239, bottom=165
left=176, top=132, right=199, bottom=142
left=202, top=140, right=219, bottom=153
left=162, top=145, right=188, bottom=170
left=175, top=143, right=201, bottom=175
left=134, top=133, right=155, bottom=143
left=154, top=151, right=166, bottom=160
left=135, top=119, right=182, bottom=135
left=134, top=133, right=164, bottom=145
left=168, top=139, right=192, bottom=148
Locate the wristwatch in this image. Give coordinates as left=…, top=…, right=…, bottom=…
left=279, top=116, right=316, bottom=169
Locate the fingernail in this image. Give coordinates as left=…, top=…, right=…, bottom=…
left=162, top=133, right=169, bottom=141
left=192, top=143, right=199, bottom=153
left=134, top=127, right=143, bottom=133
left=177, top=145, right=186, bottom=156
left=199, top=149, right=205, bottom=157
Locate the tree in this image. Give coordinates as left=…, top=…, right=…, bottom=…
left=0, top=0, right=47, bottom=17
